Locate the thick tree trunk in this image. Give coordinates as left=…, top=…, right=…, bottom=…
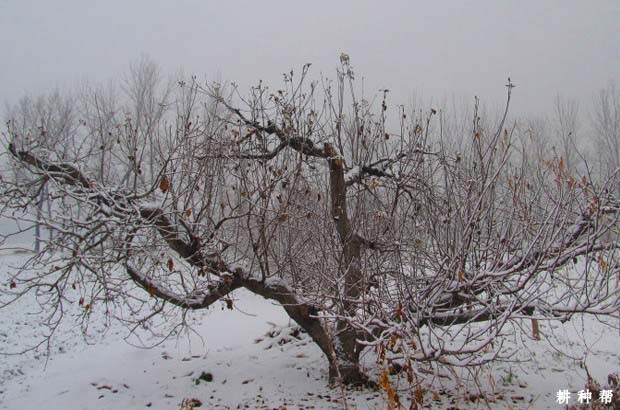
left=324, top=143, right=368, bottom=385
left=243, top=273, right=369, bottom=385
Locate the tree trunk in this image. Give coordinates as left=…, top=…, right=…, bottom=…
left=324, top=143, right=368, bottom=385
left=34, top=188, right=44, bottom=253
left=241, top=274, right=366, bottom=384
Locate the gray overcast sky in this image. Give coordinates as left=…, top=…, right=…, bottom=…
left=0, top=0, right=618, bottom=117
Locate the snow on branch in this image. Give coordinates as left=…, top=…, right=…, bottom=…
left=125, top=264, right=242, bottom=309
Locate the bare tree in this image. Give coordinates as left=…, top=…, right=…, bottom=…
left=76, top=78, right=119, bottom=183
left=4, top=90, right=77, bottom=251
left=552, top=94, right=580, bottom=175
left=1, top=59, right=619, bottom=389
left=592, top=82, right=620, bottom=184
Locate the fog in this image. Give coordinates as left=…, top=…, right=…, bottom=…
left=1, top=0, right=618, bottom=117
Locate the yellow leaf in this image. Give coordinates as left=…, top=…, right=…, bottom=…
left=406, top=365, right=413, bottom=384
left=380, top=370, right=397, bottom=410
left=167, top=258, right=174, bottom=271
left=396, top=303, right=403, bottom=318
left=184, top=209, right=192, bottom=217
left=390, top=335, right=397, bottom=350
left=599, top=254, right=608, bottom=271
left=159, top=175, right=170, bottom=192
left=278, top=214, right=289, bottom=222
left=531, top=319, right=540, bottom=341
left=415, top=385, right=424, bottom=405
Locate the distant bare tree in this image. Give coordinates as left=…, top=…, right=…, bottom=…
left=4, top=90, right=77, bottom=251
left=592, top=82, right=620, bottom=183
left=552, top=94, right=580, bottom=175
left=76, top=79, right=119, bottom=183
left=1, top=59, right=619, bottom=389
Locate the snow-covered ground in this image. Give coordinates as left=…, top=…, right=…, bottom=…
left=1, top=250, right=619, bottom=409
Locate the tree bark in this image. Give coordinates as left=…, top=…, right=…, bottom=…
left=324, top=143, right=368, bottom=385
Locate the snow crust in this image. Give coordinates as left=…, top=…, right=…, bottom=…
left=344, top=166, right=361, bottom=185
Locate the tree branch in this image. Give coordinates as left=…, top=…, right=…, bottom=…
left=216, top=99, right=329, bottom=158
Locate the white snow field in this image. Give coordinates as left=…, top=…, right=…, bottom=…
left=1, top=249, right=619, bottom=409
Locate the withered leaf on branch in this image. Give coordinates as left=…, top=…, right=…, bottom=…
left=531, top=319, right=541, bottom=340
left=159, top=175, right=170, bottom=192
